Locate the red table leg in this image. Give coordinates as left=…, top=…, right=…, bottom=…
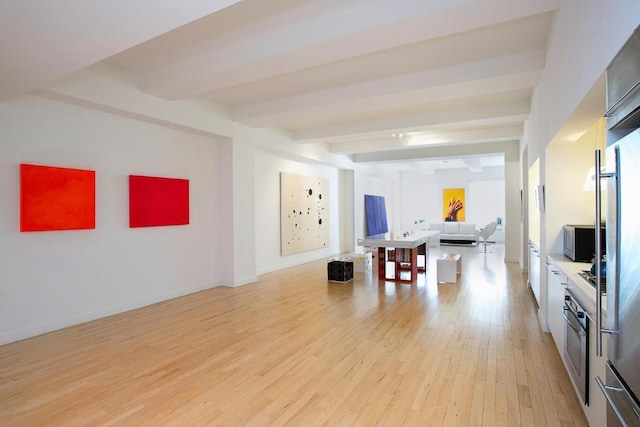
left=378, top=247, right=386, bottom=280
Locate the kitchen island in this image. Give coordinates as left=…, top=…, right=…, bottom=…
left=358, top=232, right=438, bottom=282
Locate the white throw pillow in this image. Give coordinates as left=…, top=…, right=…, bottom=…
left=459, top=223, right=476, bottom=234
left=443, top=222, right=459, bottom=234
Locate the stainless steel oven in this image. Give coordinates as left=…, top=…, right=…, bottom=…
left=563, top=289, right=589, bottom=405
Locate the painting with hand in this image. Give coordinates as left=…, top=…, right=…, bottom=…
left=443, top=188, right=465, bottom=222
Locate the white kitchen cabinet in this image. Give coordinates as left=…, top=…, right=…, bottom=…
left=584, top=310, right=607, bottom=427
left=546, top=257, right=567, bottom=357
left=546, top=255, right=609, bottom=427
left=528, top=241, right=541, bottom=305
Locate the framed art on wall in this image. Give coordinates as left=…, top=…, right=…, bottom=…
left=280, top=172, right=329, bottom=255
left=20, top=163, right=96, bottom=232
left=364, top=194, right=388, bottom=237
left=129, top=175, right=189, bottom=227
left=442, top=187, right=465, bottom=222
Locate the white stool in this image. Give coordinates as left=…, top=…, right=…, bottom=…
left=437, top=253, right=462, bottom=283
left=350, top=252, right=372, bottom=272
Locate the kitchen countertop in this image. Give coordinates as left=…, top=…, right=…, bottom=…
left=548, top=254, right=607, bottom=320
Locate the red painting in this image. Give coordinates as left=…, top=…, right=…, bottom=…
left=129, top=175, right=189, bottom=227
left=20, top=164, right=96, bottom=232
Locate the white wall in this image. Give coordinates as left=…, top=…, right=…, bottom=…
left=545, top=119, right=606, bottom=255
left=468, top=181, right=505, bottom=230
left=253, top=149, right=341, bottom=275
left=503, top=145, right=521, bottom=262
left=338, top=169, right=355, bottom=254
left=0, top=95, right=224, bottom=345
left=399, top=167, right=505, bottom=231
left=545, top=143, right=595, bottom=254
left=400, top=179, right=440, bottom=230
left=229, top=125, right=258, bottom=286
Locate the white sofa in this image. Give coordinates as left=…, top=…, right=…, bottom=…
left=428, top=222, right=478, bottom=245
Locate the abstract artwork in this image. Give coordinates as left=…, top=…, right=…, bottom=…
left=443, top=187, right=465, bottom=222
left=20, top=163, right=96, bottom=232
left=280, top=172, right=329, bottom=255
left=364, top=194, right=388, bottom=236
left=129, top=175, right=189, bottom=227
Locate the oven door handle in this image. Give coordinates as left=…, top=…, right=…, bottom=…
left=562, top=306, right=586, bottom=335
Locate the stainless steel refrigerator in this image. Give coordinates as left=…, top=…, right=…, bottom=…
left=595, top=127, right=640, bottom=427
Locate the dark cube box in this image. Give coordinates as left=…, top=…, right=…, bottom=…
left=327, top=259, right=354, bottom=282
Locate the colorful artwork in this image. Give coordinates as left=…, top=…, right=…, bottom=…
left=129, top=175, right=189, bottom=227
left=364, top=194, right=388, bottom=236
left=20, top=164, right=96, bottom=232
left=280, top=172, right=329, bottom=255
left=443, top=187, right=465, bottom=222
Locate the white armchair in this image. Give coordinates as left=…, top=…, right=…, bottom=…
left=479, top=221, right=498, bottom=253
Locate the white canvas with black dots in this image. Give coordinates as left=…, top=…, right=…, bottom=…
left=280, top=172, right=330, bottom=255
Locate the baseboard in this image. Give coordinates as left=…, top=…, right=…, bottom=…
left=0, top=282, right=218, bottom=346
left=256, top=253, right=333, bottom=276
left=233, top=276, right=258, bottom=287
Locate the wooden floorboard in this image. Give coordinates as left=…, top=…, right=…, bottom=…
left=0, top=246, right=589, bottom=426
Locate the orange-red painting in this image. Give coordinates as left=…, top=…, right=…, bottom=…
left=20, top=164, right=96, bottom=232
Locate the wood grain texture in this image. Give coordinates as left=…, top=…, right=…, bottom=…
left=0, top=246, right=588, bottom=426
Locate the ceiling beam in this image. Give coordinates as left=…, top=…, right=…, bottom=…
left=352, top=140, right=519, bottom=163
left=463, top=157, right=482, bottom=173
left=141, top=0, right=560, bottom=99
left=234, top=51, right=543, bottom=127
left=328, top=125, right=524, bottom=154
left=0, top=0, right=241, bottom=101
left=292, top=92, right=531, bottom=141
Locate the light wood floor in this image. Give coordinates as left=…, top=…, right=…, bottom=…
left=0, top=245, right=588, bottom=426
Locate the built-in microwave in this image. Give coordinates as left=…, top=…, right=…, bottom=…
left=563, top=225, right=605, bottom=262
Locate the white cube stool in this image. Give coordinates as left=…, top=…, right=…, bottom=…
left=437, top=253, right=462, bottom=283
left=350, top=252, right=373, bottom=272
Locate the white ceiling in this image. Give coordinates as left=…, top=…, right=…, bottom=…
left=0, top=0, right=564, bottom=174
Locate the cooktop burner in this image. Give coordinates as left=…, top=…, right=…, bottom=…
left=577, top=270, right=606, bottom=295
